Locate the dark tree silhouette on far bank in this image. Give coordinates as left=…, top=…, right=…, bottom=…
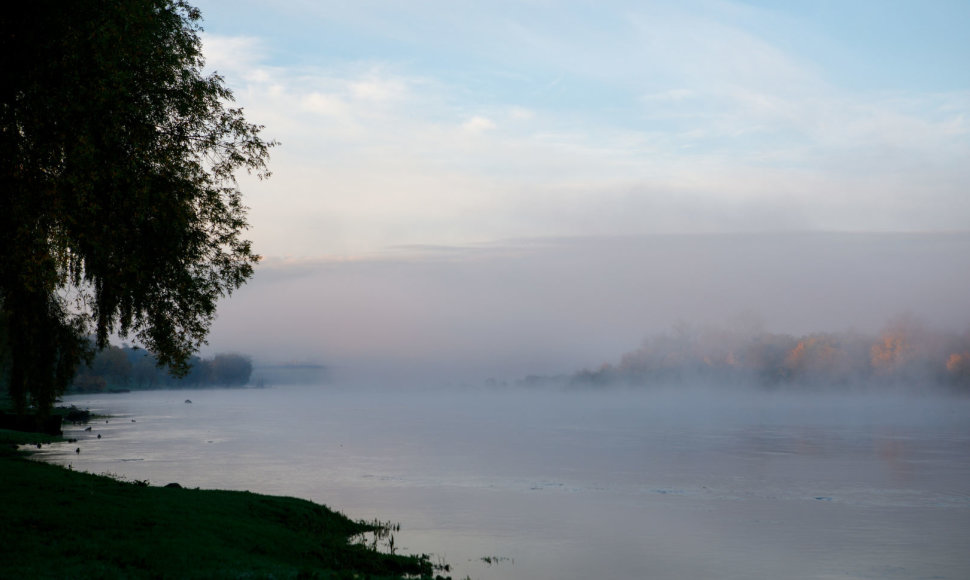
left=71, top=343, right=252, bottom=391
left=0, top=0, right=275, bottom=414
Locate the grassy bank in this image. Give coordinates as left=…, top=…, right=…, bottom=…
left=0, top=431, right=448, bottom=579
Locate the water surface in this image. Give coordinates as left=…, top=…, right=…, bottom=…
left=44, top=385, right=970, bottom=579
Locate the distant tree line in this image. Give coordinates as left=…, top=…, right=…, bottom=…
left=570, top=316, right=970, bottom=392
left=70, top=343, right=252, bottom=393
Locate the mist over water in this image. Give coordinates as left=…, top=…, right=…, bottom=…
left=45, top=383, right=970, bottom=580
left=206, top=233, right=970, bottom=387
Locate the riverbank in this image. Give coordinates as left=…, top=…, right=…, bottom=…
left=0, top=430, right=448, bottom=579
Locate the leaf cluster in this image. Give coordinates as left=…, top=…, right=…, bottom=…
left=0, top=1, right=276, bottom=412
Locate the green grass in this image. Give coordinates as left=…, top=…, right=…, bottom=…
left=0, top=437, right=448, bottom=579
left=0, top=428, right=61, bottom=450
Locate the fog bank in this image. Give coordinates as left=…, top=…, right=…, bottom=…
left=205, top=232, right=970, bottom=385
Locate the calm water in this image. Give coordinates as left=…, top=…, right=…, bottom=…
left=40, top=385, right=970, bottom=580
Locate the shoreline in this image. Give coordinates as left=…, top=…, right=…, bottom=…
left=0, top=428, right=450, bottom=579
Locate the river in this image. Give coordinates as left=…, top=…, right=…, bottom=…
left=39, top=384, right=970, bottom=579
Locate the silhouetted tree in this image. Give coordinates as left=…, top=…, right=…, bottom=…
left=70, top=344, right=253, bottom=390
left=0, top=1, right=274, bottom=413
left=73, top=344, right=131, bottom=390
left=208, top=354, right=253, bottom=386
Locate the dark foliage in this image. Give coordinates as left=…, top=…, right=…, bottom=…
left=71, top=343, right=253, bottom=390
left=0, top=1, right=275, bottom=413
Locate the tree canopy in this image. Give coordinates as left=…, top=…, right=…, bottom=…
left=0, top=1, right=275, bottom=413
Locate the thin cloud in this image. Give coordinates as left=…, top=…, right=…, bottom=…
left=508, top=106, right=535, bottom=121
left=200, top=33, right=267, bottom=78
left=462, top=116, right=497, bottom=134
left=349, top=77, right=408, bottom=102
left=199, top=4, right=969, bottom=258
left=301, top=92, right=350, bottom=117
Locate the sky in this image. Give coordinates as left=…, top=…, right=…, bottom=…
left=191, top=0, right=970, bottom=383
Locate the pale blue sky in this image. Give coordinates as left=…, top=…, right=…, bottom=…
left=203, top=0, right=970, bottom=91
left=193, top=1, right=970, bottom=377
left=194, top=0, right=969, bottom=258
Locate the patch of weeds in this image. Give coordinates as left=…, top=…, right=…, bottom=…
left=353, top=519, right=402, bottom=552
left=351, top=520, right=452, bottom=578
left=478, top=555, right=513, bottom=566
left=60, top=405, right=92, bottom=424
left=96, top=471, right=150, bottom=487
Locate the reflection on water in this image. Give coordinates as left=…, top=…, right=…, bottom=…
left=40, top=386, right=970, bottom=580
